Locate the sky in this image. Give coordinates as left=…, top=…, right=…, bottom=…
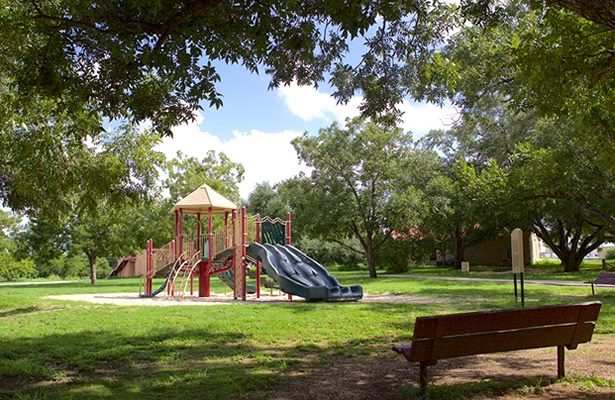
left=157, top=62, right=458, bottom=199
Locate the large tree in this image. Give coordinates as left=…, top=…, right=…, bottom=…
left=1, top=0, right=458, bottom=133
left=1, top=1, right=610, bottom=133
left=1, top=0, right=611, bottom=219
left=165, top=150, right=244, bottom=204
left=288, top=118, right=440, bottom=277
left=246, top=182, right=289, bottom=219
left=20, top=126, right=165, bottom=283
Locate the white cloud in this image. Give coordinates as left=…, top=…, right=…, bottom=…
left=277, top=82, right=458, bottom=138
left=158, top=83, right=458, bottom=200
left=277, top=83, right=362, bottom=122
left=157, top=115, right=305, bottom=199
left=397, top=101, right=458, bottom=137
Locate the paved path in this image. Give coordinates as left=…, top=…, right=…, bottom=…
left=395, top=274, right=597, bottom=288
left=0, top=280, right=74, bottom=287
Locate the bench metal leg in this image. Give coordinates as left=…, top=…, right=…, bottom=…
left=557, top=345, right=565, bottom=379
left=591, top=283, right=595, bottom=296
left=419, top=362, right=428, bottom=393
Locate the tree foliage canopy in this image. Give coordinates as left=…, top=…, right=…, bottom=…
left=0, top=0, right=459, bottom=132
left=287, top=118, right=441, bottom=277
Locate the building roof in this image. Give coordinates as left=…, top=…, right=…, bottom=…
left=171, top=183, right=237, bottom=215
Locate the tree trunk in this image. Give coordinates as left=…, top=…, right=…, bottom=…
left=453, top=225, right=466, bottom=268
left=533, top=218, right=605, bottom=273
left=562, top=252, right=583, bottom=272
left=365, top=248, right=377, bottom=278
left=87, top=251, right=97, bottom=285
left=551, top=0, right=615, bottom=32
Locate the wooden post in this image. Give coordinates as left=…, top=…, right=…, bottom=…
left=419, top=362, right=428, bottom=393
left=511, top=228, right=525, bottom=306
left=557, top=345, right=565, bottom=378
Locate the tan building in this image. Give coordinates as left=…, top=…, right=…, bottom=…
left=109, top=252, right=147, bottom=277
left=464, top=232, right=539, bottom=266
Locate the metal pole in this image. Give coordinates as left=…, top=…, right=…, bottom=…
left=224, top=211, right=229, bottom=248
left=146, top=239, right=153, bottom=295
left=286, top=212, right=293, bottom=301
left=178, top=209, right=184, bottom=259
left=174, top=210, right=180, bottom=259
left=200, top=207, right=213, bottom=297
left=520, top=272, right=525, bottom=307
left=241, top=207, right=247, bottom=300
left=232, top=210, right=238, bottom=299
left=513, top=272, right=518, bottom=300
left=196, top=213, right=202, bottom=252
left=256, top=214, right=261, bottom=298
left=286, top=212, right=292, bottom=245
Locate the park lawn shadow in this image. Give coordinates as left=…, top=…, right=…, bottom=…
left=0, top=327, right=395, bottom=400
left=0, top=307, right=42, bottom=318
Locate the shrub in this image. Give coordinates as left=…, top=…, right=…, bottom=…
left=377, top=239, right=411, bottom=273
left=604, top=248, right=615, bottom=260
left=294, top=237, right=363, bottom=268
left=37, top=254, right=110, bottom=278
left=0, top=253, right=37, bottom=281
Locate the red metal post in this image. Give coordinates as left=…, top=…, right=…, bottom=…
left=196, top=213, right=202, bottom=252
left=232, top=210, right=238, bottom=299
left=199, top=207, right=213, bottom=297
left=241, top=207, right=247, bottom=300
left=255, top=214, right=261, bottom=298
left=174, top=210, right=180, bottom=259
left=286, top=212, right=292, bottom=245
left=224, top=211, right=229, bottom=248
left=168, top=239, right=175, bottom=296
left=175, top=209, right=184, bottom=259
left=145, top=239, right=153, bottom=295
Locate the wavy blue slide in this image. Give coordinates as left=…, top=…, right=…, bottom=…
left=247, top=243, right=363, bottom=301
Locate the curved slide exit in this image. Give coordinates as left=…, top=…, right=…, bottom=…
left=247, top=243, right=363, bottom=301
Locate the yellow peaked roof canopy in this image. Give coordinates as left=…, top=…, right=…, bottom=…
left=171, top=183, right=237, bottom=215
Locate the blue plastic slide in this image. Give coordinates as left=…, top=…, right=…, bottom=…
left=246, top=243, right=363, bottom=301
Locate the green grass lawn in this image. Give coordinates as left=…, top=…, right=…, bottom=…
left=1, top=272, right=613, bottom=400
left=399, top=259, right=607, bottom=282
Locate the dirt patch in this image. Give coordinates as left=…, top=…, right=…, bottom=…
left=0, top=375, right=34, bottom=391
left=361, top=294, right=454, bottom=304
left=46, top=292, right=453, bottom=306
left=271, top=336, right=615, bottom=400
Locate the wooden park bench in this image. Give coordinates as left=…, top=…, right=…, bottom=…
left=393, top=302, right=602, bottom=392
left=588, top=272, right=615, bottom=295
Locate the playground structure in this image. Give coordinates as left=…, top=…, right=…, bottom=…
left=141, top=184, right=363, bottom=301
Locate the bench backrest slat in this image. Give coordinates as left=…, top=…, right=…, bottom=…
left=408, top=302, right=601, bottom=363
